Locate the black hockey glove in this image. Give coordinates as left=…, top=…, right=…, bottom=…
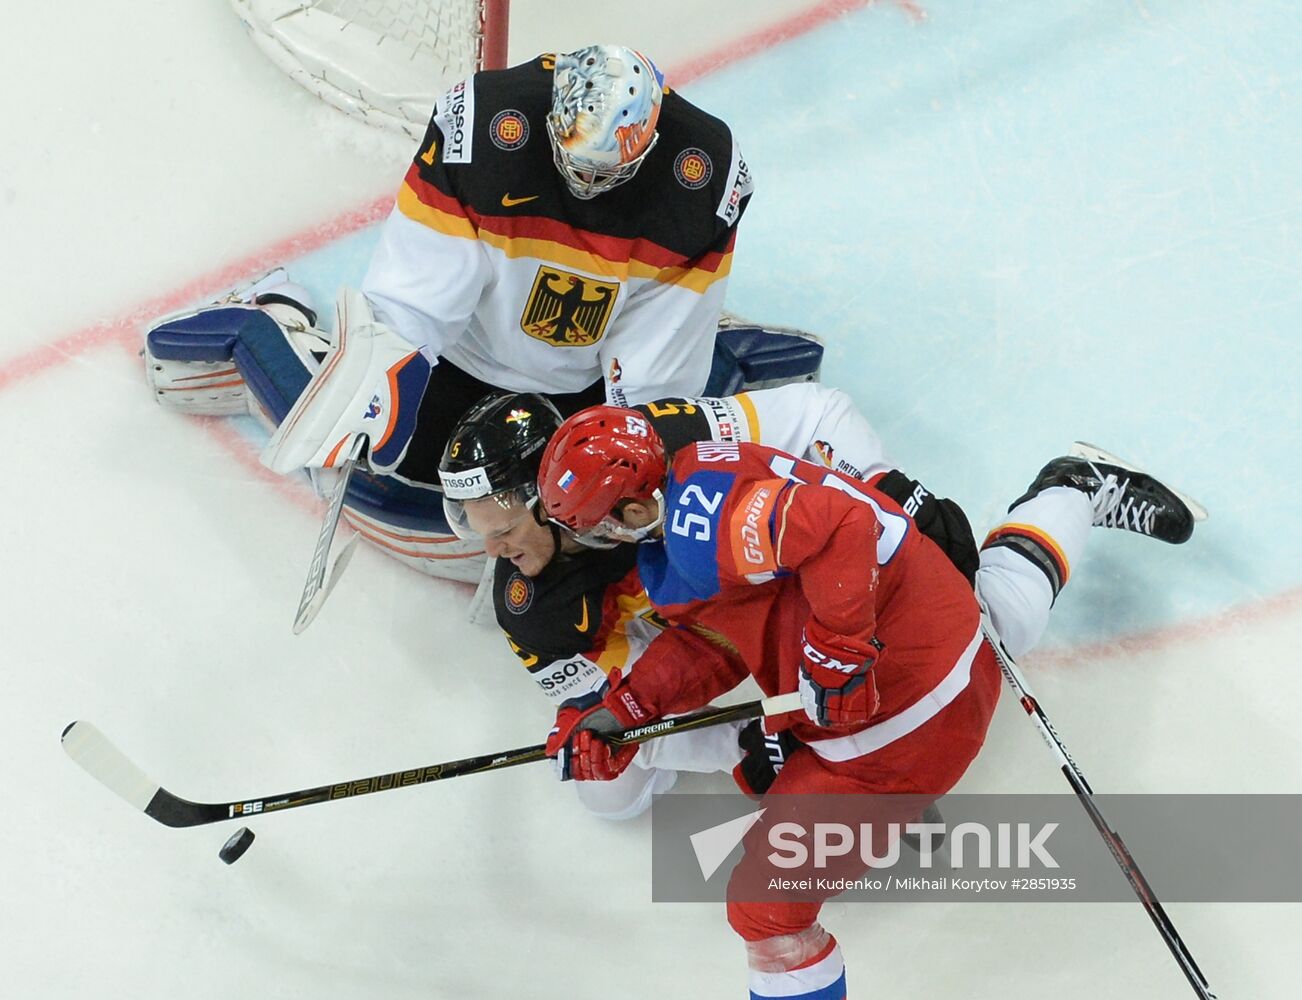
left=733, top=720, right=804, bottom=799
left=876, top=470, right=979, bottom=586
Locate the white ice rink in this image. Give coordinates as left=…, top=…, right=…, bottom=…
left=3, top=1, right=1299, bottom=997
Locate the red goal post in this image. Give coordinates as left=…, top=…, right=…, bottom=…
left=230, top=0, right=511, bottom=140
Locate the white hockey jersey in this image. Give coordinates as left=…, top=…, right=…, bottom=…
left=362, top=54, right=754, bottom=405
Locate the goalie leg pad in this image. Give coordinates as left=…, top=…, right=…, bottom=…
left=338, top=468, right=487, bottom=583
left=145, top=306, right=255, bottom=416
left=704, top=321, right=824, bottom=397
left=144, top=270, right=321, bottom=418
left=145, top=304, right=328, bottom=421
left=232, top=309, right=321, bottom=425
left=146, top=277, right=483, bottom=582
left=341, top=503, right=488, bottom=583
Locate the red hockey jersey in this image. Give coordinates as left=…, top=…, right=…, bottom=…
left=633, top=441, right=982, bottom=748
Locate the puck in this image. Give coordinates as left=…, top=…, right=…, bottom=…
left=219, top=826, right=255, bottom=864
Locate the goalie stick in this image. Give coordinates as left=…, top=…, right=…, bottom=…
left=61, top=692, right=802, bottom=829
left=292, top=438, right=364, bottom=634
left=981, top=614, right=1220, bottom=1000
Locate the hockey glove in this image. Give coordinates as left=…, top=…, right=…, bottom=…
left=733, top=720, right=804, bottom=799
left=874, top=470, right=979, bottom=586
left=797, top=626, right=882, bottom=728
left=545, top=670, right=653, bottom=782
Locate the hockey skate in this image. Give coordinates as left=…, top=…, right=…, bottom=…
left=1012, top=442, right=1208, bottom=544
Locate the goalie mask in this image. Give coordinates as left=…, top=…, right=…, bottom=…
left=438, top=393, right=563, bottom=540
left=546, top=45, right=665, bottom=200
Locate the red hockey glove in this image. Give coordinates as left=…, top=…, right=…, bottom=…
left=797, top=626, right=882, bottom=728
left=545, top=670, right=653, bottom=782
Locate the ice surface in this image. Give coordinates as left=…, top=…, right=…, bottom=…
left=3, top=1, right=1297, bottom=997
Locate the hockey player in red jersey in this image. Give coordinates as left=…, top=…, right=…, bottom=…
left=534, top=406, right=1204, bottom=1000
left=436, top=383, right=917, bottom=820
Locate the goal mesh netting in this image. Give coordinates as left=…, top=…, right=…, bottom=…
left=230, top=0, right=509, bottom=140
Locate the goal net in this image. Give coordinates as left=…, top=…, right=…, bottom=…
left=230, top=0, right=510, bottom=140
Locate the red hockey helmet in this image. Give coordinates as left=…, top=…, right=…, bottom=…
left=538, top=405, right=668, bottom=544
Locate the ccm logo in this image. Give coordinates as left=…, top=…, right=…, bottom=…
left=802, top=638, right=861, bottom=674
left=619, top=691, right=649, bottom=722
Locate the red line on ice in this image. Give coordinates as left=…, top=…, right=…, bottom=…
left=1029, top=585, right=1302, bottom=668
left=0, top=200, right=394, bottom=394
left=669, top=1, right=924, bottom=83
left=0, top=1, right=915, bottom=391
left=198, top=418, right=323, bottom=516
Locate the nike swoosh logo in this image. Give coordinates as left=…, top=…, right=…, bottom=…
left=501, top=193, right=539, bottom=207
left=574, top=596, right=590, bottom=633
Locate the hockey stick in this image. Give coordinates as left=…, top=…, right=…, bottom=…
left=61, top=692, right=802, bottom=829
left=292, top=438, right=365, bottom=634
left=980, top=615, right=1219, bottom=1000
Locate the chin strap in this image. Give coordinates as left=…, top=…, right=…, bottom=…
left=602, top=489, right=666, bottom=544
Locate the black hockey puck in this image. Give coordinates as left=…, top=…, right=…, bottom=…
left=219, top=826, right=255, bottom=864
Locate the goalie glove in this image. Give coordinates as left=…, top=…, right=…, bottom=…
left=260, top=287, right=431, bottom=476
left=797, top=624, right=882, bottom=729
left=545, top=670, right=653, bottom=782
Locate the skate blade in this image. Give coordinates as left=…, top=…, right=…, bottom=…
left=1069, top=442, right=1208, bottom=522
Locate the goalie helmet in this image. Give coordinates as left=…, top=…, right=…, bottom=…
left=546, top=45, right=665, bottom=200
left=438, top=393, right=563, bottom=539
left=538, top=405, right=667, bottom=545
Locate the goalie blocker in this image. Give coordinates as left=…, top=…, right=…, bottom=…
left=144, top=274, right=825, bottom=582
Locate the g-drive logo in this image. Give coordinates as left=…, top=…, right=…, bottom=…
left=689, top=811, right=1060, bottom=879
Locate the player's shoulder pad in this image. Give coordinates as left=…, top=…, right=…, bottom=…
left=653, top=88, right=754, bottom=228
left=635, top=398, right=714, bottom=455
left=493, top=545, right=638, bottom=663
left=425, top=56, right=552, bottom=168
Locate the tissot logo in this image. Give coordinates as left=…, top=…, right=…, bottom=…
left=436, top=78, right=474, bottom=163
left=444, top=84, right=467, bottom=157
left=438, top=468, right=489, bottom=498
